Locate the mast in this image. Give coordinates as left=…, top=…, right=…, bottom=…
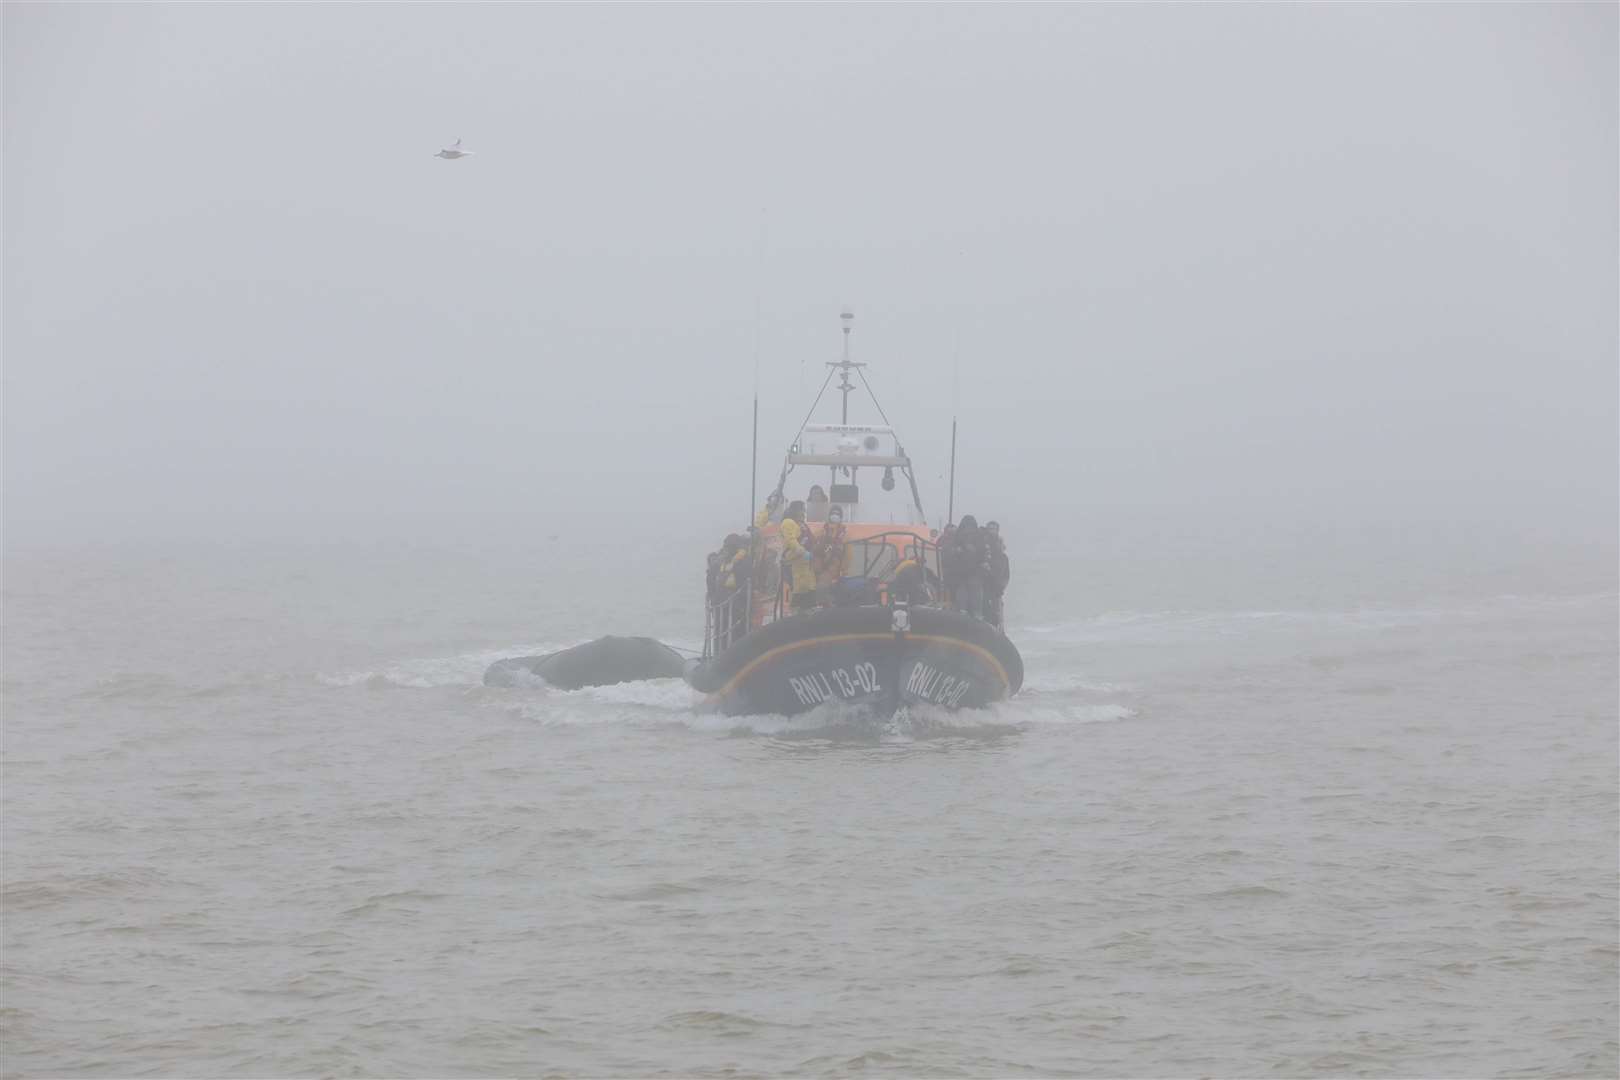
left=829, top=309, right=862, bottom=490
left=837, top=309, right=858, bottom=423
left=771, top=309, right=926, bottom=524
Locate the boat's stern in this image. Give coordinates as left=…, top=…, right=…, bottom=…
left=688, top=603, right=1021, bottom=717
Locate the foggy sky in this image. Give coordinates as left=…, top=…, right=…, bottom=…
left=5, top=3, right=1616, bottom=561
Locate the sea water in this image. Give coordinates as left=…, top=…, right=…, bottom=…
left=3, top=536, right=1615, bottom=1077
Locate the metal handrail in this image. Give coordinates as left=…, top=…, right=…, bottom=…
left=705, top=583, right=752, bottom=659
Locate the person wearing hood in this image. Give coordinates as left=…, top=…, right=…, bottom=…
left=891, top=553, right=932, bottom=607
left=705, top=548, right=725, bottom=605
left=720, top=533, right=749, bottom=592
left=717, top=533, right=752, bottom=641
left=813, top=504, right=848, bottom=599
left=746, top=525, right=773, bottom=629
left=944, top=515, right=990, bottom=620
left=806, top=484, right=831, bottom=522
left=755, top=490, right=785, bottom=529
left=779, top=499, right=819, bottom=613
left=707, top=533, right=743, bottom=601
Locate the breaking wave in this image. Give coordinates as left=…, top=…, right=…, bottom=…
left=320, top=638, right=704, bottom=690
left=317, top=625, right=1136, bottom=739
left=318, top=641, right=581, bottom=689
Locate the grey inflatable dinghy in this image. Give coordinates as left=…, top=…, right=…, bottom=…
left=483, top=635, right=688, bottom=690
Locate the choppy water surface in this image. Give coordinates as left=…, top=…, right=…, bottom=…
left=3, top=543, right=1616, bottom=1077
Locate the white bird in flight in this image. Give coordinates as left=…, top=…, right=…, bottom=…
left=434, top=138, right=473, bottom=160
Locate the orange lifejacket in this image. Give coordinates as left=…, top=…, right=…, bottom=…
left=814, top=523, right=847, bottom=585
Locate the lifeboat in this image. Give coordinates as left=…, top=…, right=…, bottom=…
left=685, top=311, right=1023, bottom=717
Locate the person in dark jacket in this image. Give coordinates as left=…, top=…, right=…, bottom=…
left=705, top=548, right=726, bottom=605
left=891, top=557, right=932, bottom=607
left=985, top=520, right=1010, bottom=627
left=944, top=515, right=990, bottom=620
left=708, top=534, right=743, bottom=600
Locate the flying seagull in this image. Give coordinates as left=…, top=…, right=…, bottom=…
left=434, top=138, right=473, bottom=160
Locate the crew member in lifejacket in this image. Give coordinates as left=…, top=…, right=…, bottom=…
left=746, top=525, right=772, bottom=628
left=707, top=534, right=742, bottom=599
left=719, top=534, right=748, bottom=591
left=755, top=490, right=785, bottom=528
left=779, top=500, right=818, bottom=614
left=718, top=534, right=751, bottom=641
left=705, top=538, right=733, bottom=606
left=813, top=504, right=848, bottom=603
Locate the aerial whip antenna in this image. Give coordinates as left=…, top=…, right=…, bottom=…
left=947, top=280, right=962, bottom=527
left=749, top=208, right=767, bottom=529
left=837, top=309, right=857, bottom=424
left=745, top=208, right=769, bottom=624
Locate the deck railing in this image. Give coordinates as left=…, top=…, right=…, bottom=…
left=703, top=583, right=752, bottom=660
left=702, top=531, right=1005, bottom=657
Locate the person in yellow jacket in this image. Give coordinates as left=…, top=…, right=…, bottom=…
left=755, top=490, right=784, bottom=529
left=779, top=500, right=819, bottom=613
left=719, top=534, right=749, bottom=591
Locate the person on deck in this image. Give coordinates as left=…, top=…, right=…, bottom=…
left=806, top=484, right=831, bottom=521
left=944, top=515, right=990, bottom=620
left=708, top=535, right=742, bottom=595
left=707, top=534, right=742, bottom=605
left=813, top=505, right=848, bottom=602
left=985, top=521, right=1010, bottom=628
left=705, top=534, right=743, bottom=644
left=719, top=534, right=749, bottom=593
left=706, top=548, right=724, bottom=605
left=718, top=534, right=751, bottom=641
left=746, top=525, right=772, bottom=628
left=891, top=556, right=932, bottom=607
left=755, top=490, right=785, bottom=529
left=779, top=500, right=819, bottom=614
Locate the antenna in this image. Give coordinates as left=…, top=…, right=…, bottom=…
left=830, top=309, right=863, bottom=424
left=753, top=211, right=767, bottom=397
left=750, top=209, right=766, bottom=527
left=746, top=209, right=768, bottom=624
left=950, top=295, right=959, bottom=526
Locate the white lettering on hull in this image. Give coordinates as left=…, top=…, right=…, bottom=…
left=904, top=662, right=974, bottom=707
left=787, top=662, right=881, bottom=706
